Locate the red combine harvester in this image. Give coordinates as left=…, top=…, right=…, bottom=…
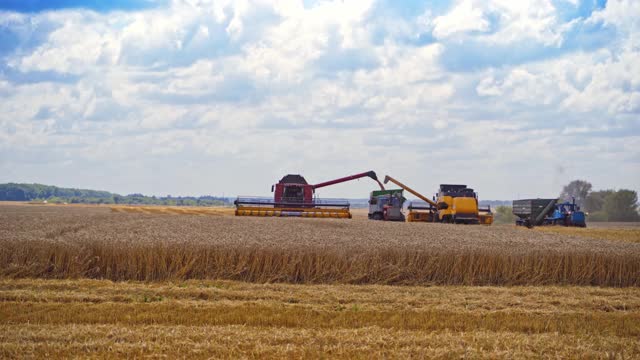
left=235, top=171, right=384, bottom=218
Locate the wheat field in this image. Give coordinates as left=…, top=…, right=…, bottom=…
left=1, top=204, right=639, bottom=286
left=536, top=225, right=640, bottom=243
left=1, top=204, right=639, bottom=358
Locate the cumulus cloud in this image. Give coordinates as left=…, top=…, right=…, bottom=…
left=432, top=0, right=489, bottom=39
left=0, top=0, right=638, bottom=199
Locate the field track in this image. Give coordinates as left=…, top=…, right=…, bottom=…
left=1, top=204, right=639, bottom=286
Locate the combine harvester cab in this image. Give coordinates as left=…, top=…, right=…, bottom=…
left=235, top=171, right=384, bottom=219
left=436, top=185, right=476, bottom=223
left=435, top=185, right=493, bottom=224
left=513, top=198, right=586, bottom=228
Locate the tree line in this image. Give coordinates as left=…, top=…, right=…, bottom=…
left=559, top=180, right=639, bottom=222
left=0, top=183, right=228, bottom=206
left=493, top=180, right=639, bottom=223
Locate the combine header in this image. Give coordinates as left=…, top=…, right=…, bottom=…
left=235, top=171, right=384, bottom=218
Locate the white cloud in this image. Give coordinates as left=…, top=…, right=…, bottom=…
left=474, top=44, right=640, bottom=119
left=589, top=0, right=640, bottom=32
left=476, top=67, right=568, bottom=106
left=14, top=15, right=121, bottom=74
left=432, top=0, right=568, bottom=46
left=0, top=0, right=638, bottom=199
left=432, top=0, right=489, bottom=39
left=485, top=0, right=562, bottom=46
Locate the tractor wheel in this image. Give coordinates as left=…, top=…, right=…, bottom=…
left=372, top=212, right=383, bottom=221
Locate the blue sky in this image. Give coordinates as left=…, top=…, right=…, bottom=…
left=0, top=0, right=161, bottom=12
left=0, top=0, right=638, bottom=199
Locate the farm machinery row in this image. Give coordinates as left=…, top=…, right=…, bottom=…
left=234, top=171, right=495, bottom=225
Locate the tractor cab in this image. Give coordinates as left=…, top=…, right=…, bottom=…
left=549, top=200, right=586, bottom=227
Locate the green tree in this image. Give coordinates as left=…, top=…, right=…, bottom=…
left=584, top=190, right=614, bottom=213
left=603, top=190, right=640, bottom=222
left=560, top=180, right=592, bottom=206
left=588, top=211, right=608, bottom=222
left=493, top=206, right=516, bottom=224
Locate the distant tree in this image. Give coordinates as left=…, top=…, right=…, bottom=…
left=588, top=211, right=609, bottom=222
left=182, top=199, right=197, bottom=206
left=1, top=183, right=225, bottom=207
left=603, top=190, right=640, bottom=222
left=47, top=196, right=64, bottom=204
left=584, top=190, right=614, bottom=213
left=560, top=180, right=592, bottom=206
left=493, top=206, right=516, bottom=224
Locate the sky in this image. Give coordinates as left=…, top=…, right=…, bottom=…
left=0, top=0, right=638, bottom=200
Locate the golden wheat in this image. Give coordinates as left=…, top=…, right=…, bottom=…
left=1, top=204, right=639, bottom=286
left=536, top=226, right=640, bottom=243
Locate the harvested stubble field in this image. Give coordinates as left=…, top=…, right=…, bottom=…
left=1, top=203, right=639, bottom=358
left=1, top=278, right=639, bottom=358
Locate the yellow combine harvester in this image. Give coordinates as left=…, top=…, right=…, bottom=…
left=383, top=175, right=493, bottom=225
